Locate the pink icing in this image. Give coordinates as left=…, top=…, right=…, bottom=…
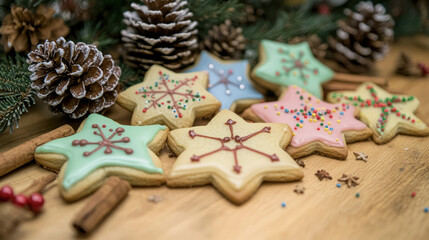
left=251, top=86, right=367, bottom=148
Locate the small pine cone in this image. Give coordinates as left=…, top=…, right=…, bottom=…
left=289, top=34, right=328, bottom=60
left=328, top=1, right=394, bottom=73
left=238, top=5, right=264, bottom=25
left=121, top=0, right=199, bottom=71
left=27, top=37, right=121, bottom=119
left=0, top=5, right=69, bottom=53
left=204, top=20, right=246, bottom=60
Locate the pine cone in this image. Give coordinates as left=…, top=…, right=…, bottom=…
left=27, top=37, right=121, bottom=119
left=0, top=5, right=69, bottom=53
left=328, top=1, right=394, bottom=73
left=289, top=34, right=328, bottom=60
left=238, top=4, right=264, bottom=25
left=121, top=0, right=199, bottom=71
left=204, top=20, right=246, bottom=60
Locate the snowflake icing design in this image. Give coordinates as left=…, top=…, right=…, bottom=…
left=208, top=63, right=245, bottom=95
left=72, top=124, right=134, bottom=156
left=135, top=71, right=205, bottom=118
left=188, top=119, right=279, bottom=173
left=275, top=48, right=319, bottom=85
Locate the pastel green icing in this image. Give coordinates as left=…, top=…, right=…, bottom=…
left=35, top=114, right=165, bottom=190
left=254, top=40, right=334, bottom=98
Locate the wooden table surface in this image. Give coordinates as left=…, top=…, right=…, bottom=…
left=1, top=37, right=429, bottom=240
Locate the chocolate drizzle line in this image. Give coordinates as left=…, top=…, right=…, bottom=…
left=136, top=71, right=202, bottom=118
left=72, top=124, right=133, bottom=156
left=188, top=119, right=279, bottom=174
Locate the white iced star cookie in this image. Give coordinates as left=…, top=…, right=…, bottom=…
left=117, top=65, right=221, bottom=130
left=166, top=110, right=303, bottom=204
left=327, top=82, right=429, bottom=144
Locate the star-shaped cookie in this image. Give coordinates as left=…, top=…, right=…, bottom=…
left=35, top=114, right=168, bottom=201
left=327, top=82, right=429, bottom=144
left=184, top=51, right=263, bottom=113
left=242, top=85, right=372, bottom=159
left=167, top=109, right=303, bottom=204
left=252, top=40, right=334, bottom=98
left=117, top=65, right=221, bottom=130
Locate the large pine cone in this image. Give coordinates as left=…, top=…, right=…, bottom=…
left=121, top=0, right=199, bottom=71
left=328, top=1, right=394, bottom=73
left=27, top=37, right=121, bottom=119
left=204, top=19, right=246, bottom=60
left=0, top=5, right=69, bottom=53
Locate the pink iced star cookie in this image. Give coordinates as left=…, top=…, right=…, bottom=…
left=242, top=85, right=372, bottom=159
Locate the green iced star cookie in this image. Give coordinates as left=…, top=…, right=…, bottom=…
left=35, top=113, right=167, bottom=201
left=252, top=40, right=334, bottom=98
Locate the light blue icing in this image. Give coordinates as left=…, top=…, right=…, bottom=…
left=184, top=51, right=263, bottom=110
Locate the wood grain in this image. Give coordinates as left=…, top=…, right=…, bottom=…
left=1, top=37, right=429, bottom=240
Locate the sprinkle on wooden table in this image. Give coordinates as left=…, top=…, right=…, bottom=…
left=294, top=185, right=305, bottom=195
left=147, top=195, right=163, bottom=203
left=338, top=174, right=360, bottom=188
left=356, top=193, right=360, bottom=198
left=281, top=202, right=286, bottom=208
left=424, top=207, right=428, bottom=213
left=353, top=152, right=368, bottom=163
left=336, top=183, right=342, bottom=188
left=315, top=169, right=332, bottom=181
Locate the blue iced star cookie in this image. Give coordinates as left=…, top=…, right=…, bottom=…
left=184, top=51, right=263, bottom=112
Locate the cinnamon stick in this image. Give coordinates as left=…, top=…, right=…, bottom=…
left=332, top=72, right=387, bottom=86
left=72, top=177, right=131, bottom=234
left=323, top=81, right=361, bottom=93
left=0, top=124, right=75, bottom=176
left=0, top=173, right=57, bottom=239
left=20, top=172, right=57, bottom=195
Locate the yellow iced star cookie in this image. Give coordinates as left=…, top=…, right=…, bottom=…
left=166, top=110, right=303, bottom=204
left=117, top=65, right=221, bottom=129
left=327, top=82, right=429, bottom=144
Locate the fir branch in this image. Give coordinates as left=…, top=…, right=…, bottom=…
left=242, top=1, right=335, bottom=63
left=0, top=53, right=36, bottom=134
left=118, top=62, right=142, bottom=89
left=10, top=0, right=55, bottom=9
left=71, top=21, right=118, bottom=53
left=188, top=0, right=244, bottom=37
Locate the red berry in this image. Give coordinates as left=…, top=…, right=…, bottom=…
left=28, top=193, right=45, bottom=212
left=0, top=186, right=14, bottom=201
left=13, top=194, right=28, bottom=207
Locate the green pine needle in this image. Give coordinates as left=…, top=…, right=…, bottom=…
left=0, top=53, right=36, bottom=134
